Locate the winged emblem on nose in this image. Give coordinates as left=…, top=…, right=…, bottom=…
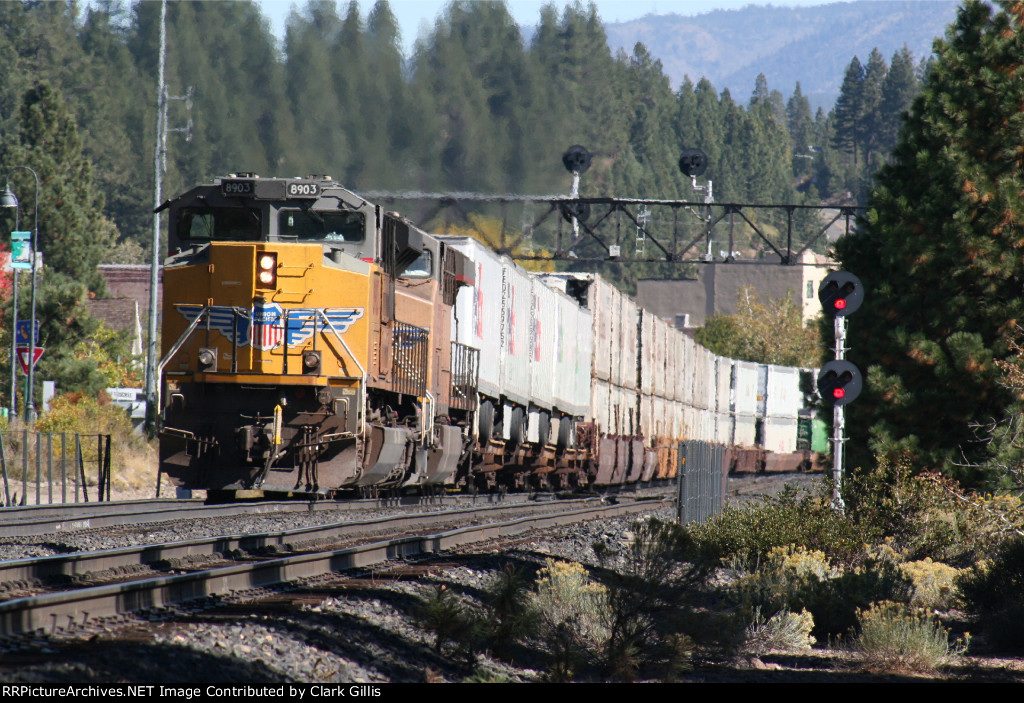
left=175, top=303, right=364, bottom=351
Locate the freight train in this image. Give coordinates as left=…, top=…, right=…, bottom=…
left=157, top=175, right=815, bottom=497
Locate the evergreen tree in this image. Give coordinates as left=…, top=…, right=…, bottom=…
left=879, top=46, right=919, bottom=149
left=832, top=56, right=865, bottom=168
left=283, top=1, right=350, bottom=176
left=859, top=48, right=888, bottom=167
left=2, top=82, right=116, bottom=294
left=786, top=82, right=815, bottom=178
left=834, top=0, right=1024, bottom=484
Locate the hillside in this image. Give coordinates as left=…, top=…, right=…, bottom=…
left=604, top=0, right=959, bottom=108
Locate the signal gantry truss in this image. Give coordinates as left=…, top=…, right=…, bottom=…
left=365, top=191, right=863, bottom=266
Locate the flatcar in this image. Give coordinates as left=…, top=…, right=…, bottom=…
left=156, top=175, right=816, bottom=497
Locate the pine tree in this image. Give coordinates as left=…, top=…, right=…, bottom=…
left=879, top=46, right=919, bottom=150
left=786, top=82, right=815, bottom=178
left=859, top=48, right=889, bottom=168
left=832, top=56, right=865, bottom=169
left=834, top=0, right=1024, bottom=484
left=2, top=81, right=116, bottom=294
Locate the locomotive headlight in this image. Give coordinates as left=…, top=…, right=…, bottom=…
left=256, top=252, right=278, bottom=289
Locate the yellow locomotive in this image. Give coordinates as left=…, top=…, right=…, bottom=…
left=158, top=174, right=477, bottom=496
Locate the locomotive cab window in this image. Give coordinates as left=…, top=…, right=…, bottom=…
left=179, top=207, right=262, bottom=242
left=279, top=209, right=365, bottom=242
left=401, top=250, right=433, bottom=279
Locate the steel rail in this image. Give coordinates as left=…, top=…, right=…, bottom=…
left=0, top=492, right=547, bottom=538
left=0, top=498, right=666, bottom=637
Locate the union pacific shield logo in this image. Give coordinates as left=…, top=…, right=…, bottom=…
left=252, top=302, right=284, bottom=351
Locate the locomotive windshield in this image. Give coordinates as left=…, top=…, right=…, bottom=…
left=401, top=250, right=432, bottom=278
left=279, top=209, right=365, bottom=242
left=179, top=207, right=262, bottom=242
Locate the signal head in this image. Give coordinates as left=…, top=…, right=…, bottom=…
left=562, top=145, right=592, bottom=174
left=678, top=148, right=708, bottom=177
left=818, top=270, right=863, bottom=317
left=816, top=360, right=862, bottom=406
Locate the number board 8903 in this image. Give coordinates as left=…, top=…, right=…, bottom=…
left=286, top=182, right=320, bottom=198
left=221, top=179, right=255, bottom=197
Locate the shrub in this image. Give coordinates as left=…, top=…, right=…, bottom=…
left=743, top=607, right=816, bottom=655
left=733, top=545, right=832, bottom=619
left=901, top=558, right=961, bottom=610
left=733, top=542, right=913, bottom=641
left=686, top=484, right=868, bottom=567
left=481, top=563, right=539, bottom=658
left=956, top=537, right=1024, bottom=651
left=415, top=584, right=481, bottom=657
left=852, top=601, right=968, bottom=674
left=531, top=559, right=611, bottom=681
left=845, top=455, right=1024, bottom=565
left=593, top=518, right=710, bottom=679
left=798, top=544, right=914, bottom=640
left=33, top=392, right=155, bottom=492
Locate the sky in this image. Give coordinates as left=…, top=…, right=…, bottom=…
left=257, top=0, right=834, bottom=55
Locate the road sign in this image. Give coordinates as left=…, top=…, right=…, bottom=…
left=16, top=347, right=43, bottom=374
left=15, top=320, right=39, bottom=346
left=10, top=231, right=31, bottom=270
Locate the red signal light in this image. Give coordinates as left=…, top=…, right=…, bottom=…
left=833, top=388, right=845, bottom=399
left=834, top=299, right=847, bottom=310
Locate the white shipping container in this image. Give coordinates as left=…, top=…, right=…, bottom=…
left=733, top=414, right=757, bottom=447
left=590, top=378, right=613, bottom=432
left=442, top=237, right=505, bottom=401
left=716, top=357, right=733, bottom=413
left=640, top=311, right=655, bottom=395
left=500, top=258, right=533, bottom=406
left=733, top=360, right=760, bottom=417
left=765, top=365, right=803, bottom=419
left=548, top=285, right=592, bottom=417
left=652, top=316, right=668, bottom=399
left=764, top=416, right=799, bottom=453
left=591, top=276, right=615, bottom=382
left=618, top=294, right=639, bottom=390
left=528, top=277, right=558, bottom=410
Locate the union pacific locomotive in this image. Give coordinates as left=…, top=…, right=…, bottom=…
left=157, top=174, right=814, bottom=497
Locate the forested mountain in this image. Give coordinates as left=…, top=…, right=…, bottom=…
left=604, top=0, right=958, bottom=109
left=0, top=1, right=927, bottom=266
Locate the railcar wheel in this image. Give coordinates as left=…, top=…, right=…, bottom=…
left=557, top=415, right=574, bottom=450
left=538, top=411, right=551, bottom=446
left=479, top=399, right=495, bottom=443
left=510, top=405, right=526, bottom=447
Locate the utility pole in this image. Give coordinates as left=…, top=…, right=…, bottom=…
left=145, top=0, right=191, bottom=435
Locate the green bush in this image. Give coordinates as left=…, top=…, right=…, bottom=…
left=481, top=563, right=539, bottom=658
left=415, top=584, right=481, bottom=658
left=901, top=558, right=961, bottom=610
left=852, top=601, right=968, bottom=674
left=956, top=537, right=1024, bottom=651
left=531, top=559, right=611, bottom=681
left=592, top=518, right=710, bottom=680
left=845, top=455, right=1023, bottom=566
left=732, top=542, right=913, bottom=641
left=798, top=544, right=914, bottom=640
left=686, top=484, right=869, bottom=567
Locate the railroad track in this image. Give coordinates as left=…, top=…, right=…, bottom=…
left=0, top=482, right=672, bottom=538
left=0, top=494, right=670, bottom=642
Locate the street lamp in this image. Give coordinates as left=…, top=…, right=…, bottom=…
left=2, top=186, right=18, bottom=418
left=1, top=167, right=40, bottom=422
